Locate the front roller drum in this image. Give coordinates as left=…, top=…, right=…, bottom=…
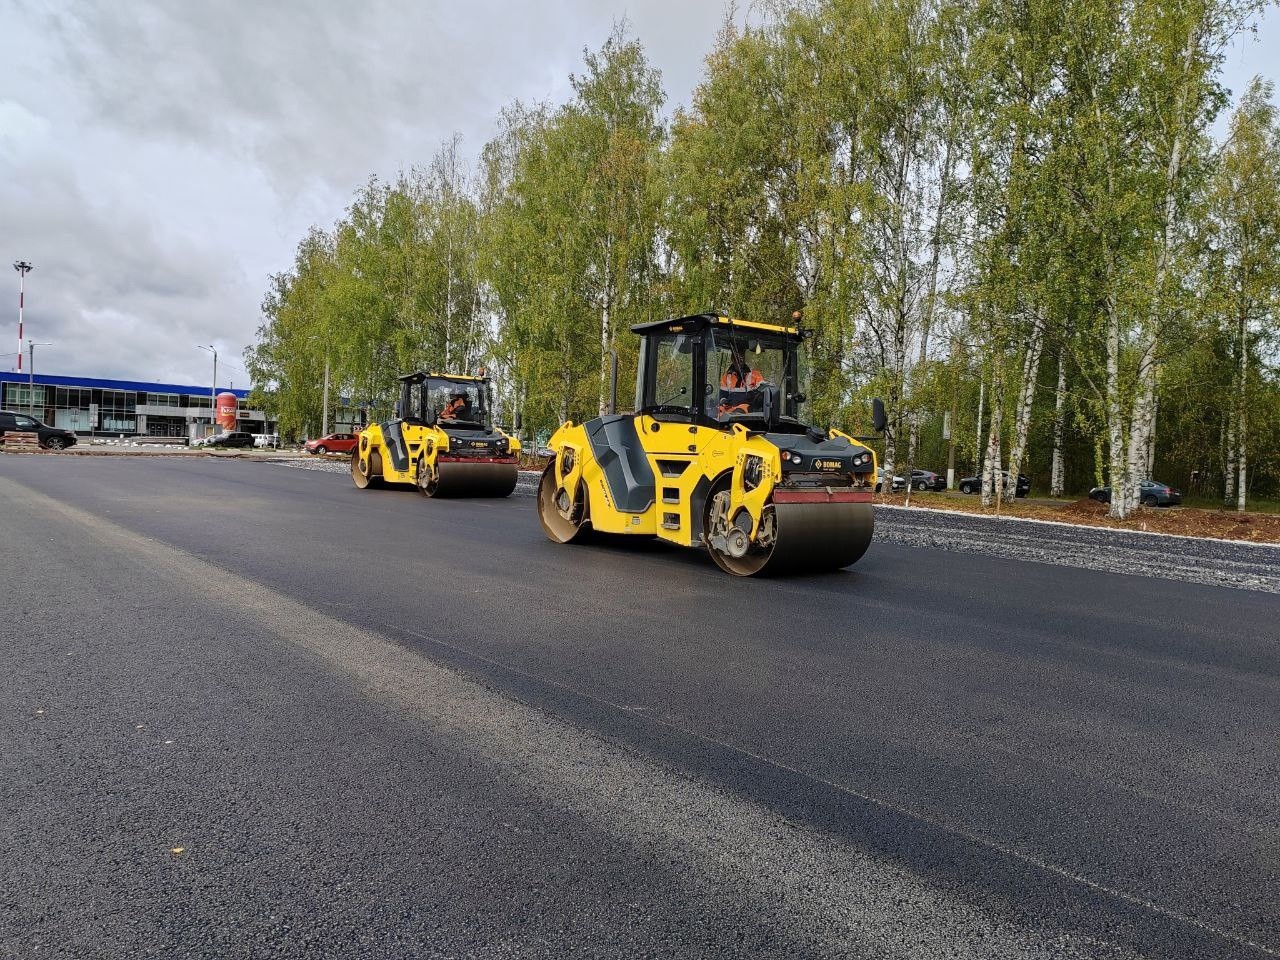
left=537, top=464, right=589, bottom=543
left=707, top=494, right=873, bottom=577
left=420, top=458, right=518, bottom=498
left=350, top=447, right=383, bottom=489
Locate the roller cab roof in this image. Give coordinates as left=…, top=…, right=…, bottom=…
left=629, top=313, right=801, bottom=337
left=398, top=371, right=489, bottom=384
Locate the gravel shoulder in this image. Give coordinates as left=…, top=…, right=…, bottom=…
left=274, top=459, right=1280, bottom=593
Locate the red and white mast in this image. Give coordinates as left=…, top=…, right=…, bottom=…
left=13, top=261, right=33, bottom=373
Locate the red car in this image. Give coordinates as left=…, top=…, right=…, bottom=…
left=305, top=432, right=359, bottom=455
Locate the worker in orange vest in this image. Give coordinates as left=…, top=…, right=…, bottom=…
left=442, top=389, right=469, bottom=421
left=718, top=360, right=765, bottom=416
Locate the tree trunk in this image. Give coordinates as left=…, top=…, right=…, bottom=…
left=1006, top=320, right=1044, bottom=499
left=1237, top=314, right=1248, bottom=512
left=1050, top=348, right=1066, bottom=497
left=981, top=386, right=1004, bottom=509
left=1105, top=294, right=1131, bottom=519
left=975, top=380, right=985, bottom=475
left=598, top=298, right=612, bottom=418
left=1146, top=384, right=1158, bottom=477
left=1126, top=349, right=1158, bottom=507
left=1224, top=410, right=1237, bottom=507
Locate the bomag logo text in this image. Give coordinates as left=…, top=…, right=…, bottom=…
left=814, top=459, right=844, bottom=471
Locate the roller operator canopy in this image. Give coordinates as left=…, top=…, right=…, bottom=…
left=629, top=313, right=802, bottom=338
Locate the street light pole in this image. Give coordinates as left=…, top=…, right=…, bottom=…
left=198, top=344, right=218, bottom=433
left=27, top=340, right=51, bottom=417
left=13, top=261, right=32, bottom=376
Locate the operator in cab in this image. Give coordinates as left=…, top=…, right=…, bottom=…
left=441, top=388, right=470, bottom=421
left=718, top=359, right=766, bottom=418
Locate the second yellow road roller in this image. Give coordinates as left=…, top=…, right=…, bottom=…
left=538, top=313, right=885, bottom=576
left=351, top=371, right=521, bottom=497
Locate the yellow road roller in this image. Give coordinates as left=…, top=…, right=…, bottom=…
left=538, top=313, right=884, bottom=576
left=351, top=371, right=521, bottom=497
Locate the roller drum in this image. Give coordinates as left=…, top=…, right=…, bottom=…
left=710, top=501, right=873, bottom=577
left=428, top=460, right=518, bottom=498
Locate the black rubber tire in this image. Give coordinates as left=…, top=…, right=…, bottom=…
left=315, top=445, right=327, bottom=455
left=959, top=482, right=973, bottom=494
left=914, top=480, right=926, bottom=491
left=44, top=437, right=65, bottom=450
left=1142, top=494, right=1158, bottom=508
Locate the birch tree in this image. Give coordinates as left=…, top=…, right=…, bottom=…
left=1205, top=76, right=1280, bottom=511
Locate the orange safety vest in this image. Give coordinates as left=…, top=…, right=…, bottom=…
left=718, top=368, right=763, bottom=414
left=442, top=399, right=466, bottom=419
left=720, top=368, right=763, bottom=390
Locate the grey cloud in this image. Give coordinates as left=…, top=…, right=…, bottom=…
left=2, top=156, right=257, bottom=386
left=6, top=0, right=1266, bottom=390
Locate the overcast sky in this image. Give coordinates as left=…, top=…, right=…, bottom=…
left=1, top=1, right=1276, bottom=388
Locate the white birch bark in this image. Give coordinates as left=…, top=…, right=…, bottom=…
left=1050, top=349, right=1066, bottom=497
left=1005, top=319, right=1044, bottom=499
left=1224, top=410, right=1237, bottom=507
left=1128, top=20, right=1195, bottom=509
left=981, top=388, right=1003, bottom=509
left=1237, top=313, right=1249, bottom=512
left=1126, top=352, right=1158, bottom=502
left=1105, top=293, right=1131, bottom=519
left=599, top=298, right=611, bottom=417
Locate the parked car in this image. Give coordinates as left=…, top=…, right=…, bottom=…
left=202, top=431, right=255, bottom=449
left=0, top=409, right=77, bottom=450
left=957, top=470, right=1030, bottom=497
left=875, top=468, right=903, bottom=493
left=1089, top=479, right=1181, bottom=507
left=893, top=469, right=947, bottom=492
left=304, top=433, right=359, bottom=455
left=253, top=433, right=280, bottom=449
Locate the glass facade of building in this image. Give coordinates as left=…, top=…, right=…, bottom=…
left=0, top=373, right=266, bottom=439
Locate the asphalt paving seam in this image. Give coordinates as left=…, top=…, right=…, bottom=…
left=0, top=474, right=1128, bottom=960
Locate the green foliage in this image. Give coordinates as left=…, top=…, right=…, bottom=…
left=248, top=4, right=1280, bottom=503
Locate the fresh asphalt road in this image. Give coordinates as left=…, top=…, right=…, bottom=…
left=2, top=457, right=1277, bottom=959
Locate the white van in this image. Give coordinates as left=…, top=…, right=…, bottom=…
left=252, top=433, right=280, bottom=449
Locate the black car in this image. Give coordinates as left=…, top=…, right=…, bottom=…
left=1089, top=479, right=1182, bottom=507
left=893, top=469, right=947, bottom=492
left=0, top=409, right=77, bottom=450
left=957, top=470, right=1030, bottom=497
left=203, top=431, right=255, bottom=449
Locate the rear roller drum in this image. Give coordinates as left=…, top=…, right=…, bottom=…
left=350, top=448, right=383, bottom=489
left=704, top=490, right=872, bottom=577
left=538, top=464, right=589, bottom=543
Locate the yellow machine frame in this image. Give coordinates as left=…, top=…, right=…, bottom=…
left=539, top=314, right=881, bottom=575
left=352, top=371, right=522, bottom=497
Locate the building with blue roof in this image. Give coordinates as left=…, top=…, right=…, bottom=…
left=0, top=371, right=271, bottom=439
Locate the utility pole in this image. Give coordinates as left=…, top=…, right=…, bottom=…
left=13, top=261, right=32, bottom=376
left=27, top=340, right=51, bottom=417
left=198, top=344, right=218, bottom=434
